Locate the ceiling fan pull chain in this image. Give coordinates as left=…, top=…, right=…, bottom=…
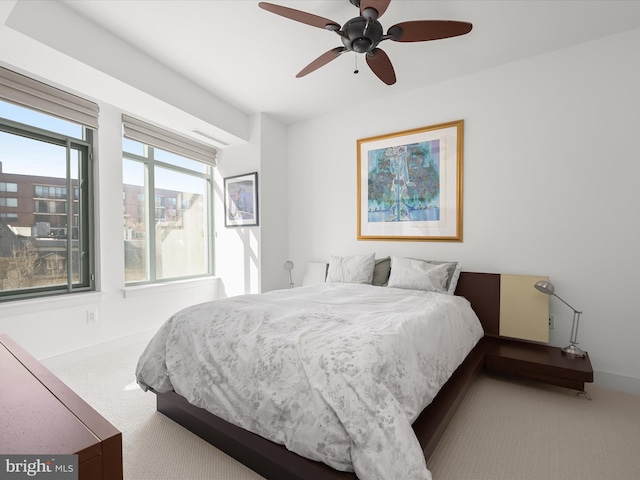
left=354, top=53, right=359, bottom=74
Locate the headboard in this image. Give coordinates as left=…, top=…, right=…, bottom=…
left=454, top=272, right=501, bottom=336
left=455, top=271, right=550, bottom=342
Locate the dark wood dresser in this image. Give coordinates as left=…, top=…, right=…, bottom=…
left=0, top=334, right=123, bottom=480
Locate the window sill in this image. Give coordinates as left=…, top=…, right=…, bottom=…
left=123, top=276, right=219, bottom=298
left=0, top=291, right=106, bottom=316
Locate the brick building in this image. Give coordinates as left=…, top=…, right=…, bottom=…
left=0, top=161, right=78, bottom=238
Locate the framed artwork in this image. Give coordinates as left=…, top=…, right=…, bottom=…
left=357, top=120, right=464, bottom=241
left=224, top=172, right=259, bottom=227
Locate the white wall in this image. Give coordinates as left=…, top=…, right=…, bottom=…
left=214, top=113, right=290, bottom=297
left=258, top=114, right=290, bottom=292
left=214, top=115, right=261, bottom=298
left=287, top=28, right=640, bottom=394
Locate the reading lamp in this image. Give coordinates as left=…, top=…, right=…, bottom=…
left=534, top=280, right=586, bottom=358
left=284, top=260, right=294, bottom=289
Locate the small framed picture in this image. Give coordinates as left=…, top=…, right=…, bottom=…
left=224, top=172, right=259, bottom=227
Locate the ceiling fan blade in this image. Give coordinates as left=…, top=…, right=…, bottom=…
left=360, top=0, right=391, bottom=20
left=366, top=48, right=396, bottom=85
left=296, top=47, right=348, bottom=78
left=388, top=20, right=473, bottom=42
left=259, top=2, right=340, bottom=30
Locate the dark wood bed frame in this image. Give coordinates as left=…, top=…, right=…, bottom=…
left=154, top=272, right=502, bottom=480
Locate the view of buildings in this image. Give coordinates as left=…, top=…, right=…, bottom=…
left=1, top=160, right=205, bottom=290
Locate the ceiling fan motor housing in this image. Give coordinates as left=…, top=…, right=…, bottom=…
left=341, top=17, right=383, bottom=53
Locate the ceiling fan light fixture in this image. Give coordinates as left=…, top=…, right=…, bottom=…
left=352, top=37, right=372, bottom=53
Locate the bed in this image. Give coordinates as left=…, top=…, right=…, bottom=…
left=136, top=255, right=502, bottom=480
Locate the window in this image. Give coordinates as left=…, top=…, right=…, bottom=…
left=0, top=101, right=94, bottom=301
left=0, top=213, right=18, bottom=222
left=122, top=124, right=215, bottom=284
left=0, top=198, right=17, bottom=207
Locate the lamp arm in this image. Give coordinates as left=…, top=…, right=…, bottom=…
left=552, top=293, right=582, bottom=315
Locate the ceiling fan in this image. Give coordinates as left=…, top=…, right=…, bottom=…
left=258, top=0, right=472, bottom=85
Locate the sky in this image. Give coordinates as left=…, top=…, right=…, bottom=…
left=0, top=100, right=81, bottom=178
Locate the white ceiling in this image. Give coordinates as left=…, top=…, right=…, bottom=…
left=14, top=1, right=640, bottom=125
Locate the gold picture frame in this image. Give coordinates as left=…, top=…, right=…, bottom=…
left=357, top=120, right=464, bottom=241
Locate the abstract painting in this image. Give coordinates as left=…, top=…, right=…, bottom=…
left=357, top=120, right=463, bottom=241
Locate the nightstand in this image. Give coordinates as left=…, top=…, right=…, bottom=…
left=484, top=336, right=594, bottom=396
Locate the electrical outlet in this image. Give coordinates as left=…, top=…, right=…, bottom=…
left=87, top=309, right=98, bottom=323
left=549, top=315, right=554, bottom=329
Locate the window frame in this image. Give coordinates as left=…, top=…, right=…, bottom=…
left=123, top=143, right=214, bottom=286
left=0, top=116, right=95, bottom=302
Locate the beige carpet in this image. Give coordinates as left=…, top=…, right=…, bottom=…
left=428, top=373, right=640, bottom=480
left=52, top=343, right=640, bottom=480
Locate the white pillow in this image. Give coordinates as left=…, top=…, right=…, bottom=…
left=387, top=255, right=452, bottom=293
left=326, top=254, right=375, bottom=284
left=447, top=263, right=462, bottom=295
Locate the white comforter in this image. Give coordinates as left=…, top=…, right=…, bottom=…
left=136, top=283, right=483, bottom=480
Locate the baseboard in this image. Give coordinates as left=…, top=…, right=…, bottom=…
left=594, top=370, right=640, bottom=396
left=40, top=329, right=156, bottom=370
